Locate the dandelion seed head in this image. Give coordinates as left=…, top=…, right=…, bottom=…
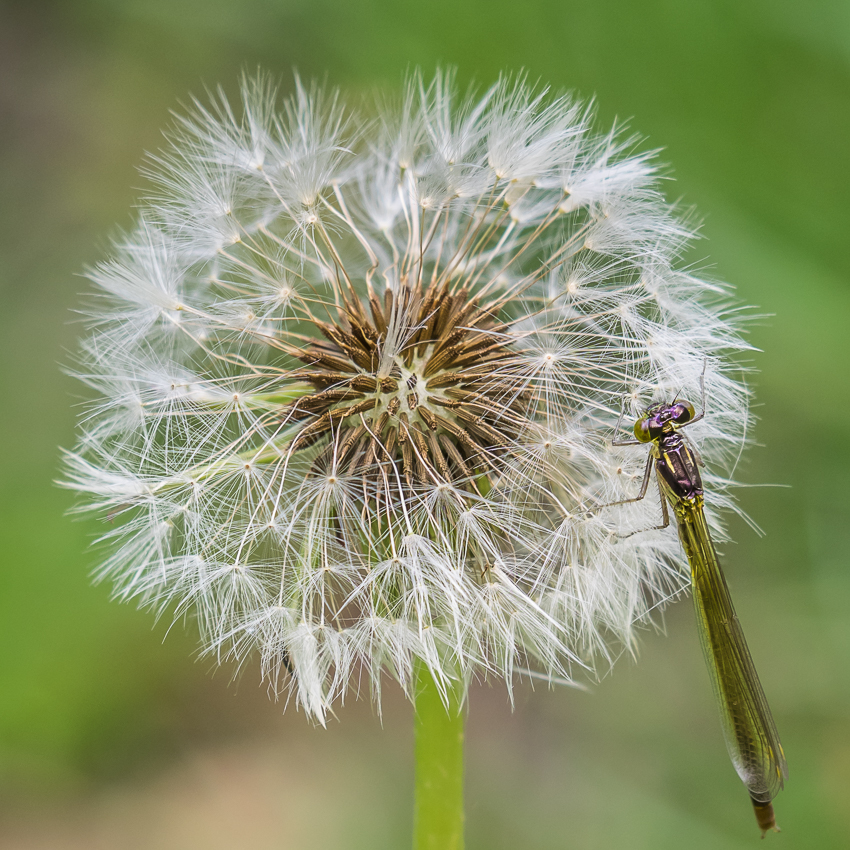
left=65, top=69, right=752, bottom=721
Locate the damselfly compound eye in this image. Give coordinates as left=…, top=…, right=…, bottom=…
left=671, top=401, right=695, bottom=424
left=634, top=416, right=661, bottom=442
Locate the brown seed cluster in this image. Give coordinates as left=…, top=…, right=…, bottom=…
left=281, top=278, right=534, bottom=494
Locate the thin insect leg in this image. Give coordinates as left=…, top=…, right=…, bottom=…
left=591, top=451, right=654, bottom=511
left=615, top=474, right=670, bottom=539
left=614, top=394, right=628, bottom=433
left=688, top=359, right=708, bottom=425
left=613, top=436, right=642, bottom=447
left=612, top=394, right=641, bottom=446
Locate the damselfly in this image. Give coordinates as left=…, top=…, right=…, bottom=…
left=608, top=374, right=788, bottom=836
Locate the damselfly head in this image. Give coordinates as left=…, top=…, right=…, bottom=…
left=634, top=400, right=696, bottom=442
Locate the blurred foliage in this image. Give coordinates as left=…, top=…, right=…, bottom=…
left=1, top=0, right=848, bottom=846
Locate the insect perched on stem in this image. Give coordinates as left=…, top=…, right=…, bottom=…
left=608, top=372, right=788, bottom=836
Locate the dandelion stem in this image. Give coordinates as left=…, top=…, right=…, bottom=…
left=413, top=660, right=465, bottom=850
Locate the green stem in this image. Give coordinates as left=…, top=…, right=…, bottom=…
left=413, top=660, right=465, bottom=850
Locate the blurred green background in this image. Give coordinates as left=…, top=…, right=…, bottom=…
left=1, top=0, right=848, bottom=847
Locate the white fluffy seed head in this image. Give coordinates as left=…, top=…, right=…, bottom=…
left=64, top=69, right=753, bottom=722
